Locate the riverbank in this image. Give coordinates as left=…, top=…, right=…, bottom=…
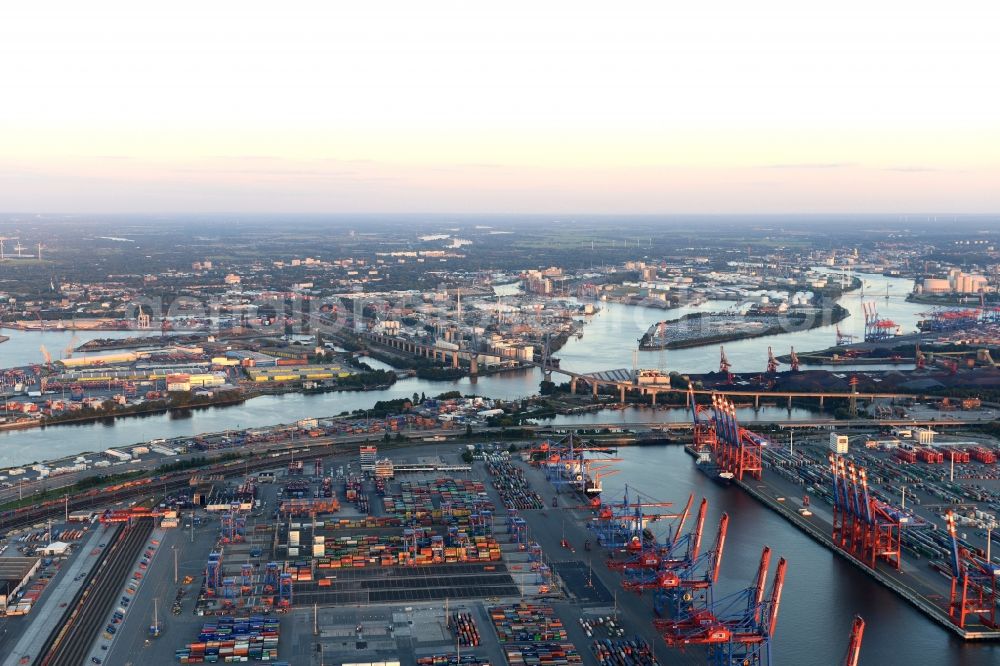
left=0, top=371, right=404, bottom=434
left=1, top=318, right=130, bottom=331
left=638, top=304, right=849, bottom=350
left=905, top=293, right=998, bottom=307
left=40, top=393, right=249, bottom=428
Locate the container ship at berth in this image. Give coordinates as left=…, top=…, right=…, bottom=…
left=534, top=433, right=615, bottom=503
left=692, top=448, right=734, bottom=487
left=583, top=474, right=603, bottom=499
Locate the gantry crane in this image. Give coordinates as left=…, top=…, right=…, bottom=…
left=862, top=301, right=898, bottom=342
left=688, top=385, right=718, bottom=453
left=657, top=546, right=787, bottom=666
left=719, top=346, right=733, bottom=383
left=766, top=347, right=780, bottom=374
left=712, top=395, right=765, bottom=482
left=946, top=511, right=998, bottom=630
left=539, top=432, right=620, bottom=497
left=617, top=497, right=707, bottom=587
left=789, top=347, right=800, bottom=372
left=595, top=487, right=688, bottom=552
left=830, top=455, right=925, bottom=570
left=651, top=512, right=729, bottom=617
left=836, top=325, right=856, bottom=346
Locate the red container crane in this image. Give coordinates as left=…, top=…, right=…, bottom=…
left=830, top=454, right=926, bottom=570
left=657, top=547, right=788, bottom=666
left=946, top=511, right=998, bottom=630
left=843, top=615, right=865, bottom=666
left=712, top=395, right=764, bottom=481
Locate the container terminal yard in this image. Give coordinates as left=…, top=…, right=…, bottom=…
left=0, top=400, right=998, bottom=664
left=684, top=387, right=1000, bottom=640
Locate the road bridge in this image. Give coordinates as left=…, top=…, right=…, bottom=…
left=358, top=330, right=919, bottom=408
left=532, top=418, right=992, bottom=432
left=519, top=358, right=916, bottom=408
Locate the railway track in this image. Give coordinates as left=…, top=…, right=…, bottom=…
left=40, top=517, right=154, bottom=666
left=1, top=439, right=359, bottom=533
left=21, top=523, right=124, bottom=666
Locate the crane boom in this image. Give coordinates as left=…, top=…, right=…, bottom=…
left=844, top=615, right=865, bottom=666
left=946, top=511, right=961, bottom=576
left=752, top=546, right=772, bottom=624
left=690, top=498, right=708, bottom=561
left=671, top=493, right=695, bottom=546
left=710, top=513, right=729, bottom=583
left=765, top=557, right=788, bottom=636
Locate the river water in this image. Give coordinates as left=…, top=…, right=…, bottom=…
left=0, top=275, right=994, bottom=663
left=602, top=447, right=999, bottom=666
left=0, top=272, right=925, bottom=465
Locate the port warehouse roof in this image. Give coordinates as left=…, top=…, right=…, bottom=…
left=0, top=556, right=41, bottom=606
left=56, top=345, right=204, bottom=368
left=246, top=365, right=354, bottom=382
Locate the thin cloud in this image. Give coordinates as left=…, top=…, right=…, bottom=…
left=205, top=155, right=283, bottom=161
left=757, top=163, right=853, bottom=169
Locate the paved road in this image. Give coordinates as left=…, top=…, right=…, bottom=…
left=104, top=520, right=220, bottom=666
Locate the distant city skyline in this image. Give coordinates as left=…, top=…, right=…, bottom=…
left=2, top=0, right=998, bottom=214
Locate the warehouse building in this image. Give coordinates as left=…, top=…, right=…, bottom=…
left=245, top=365, right=353, bottom=382
left=0, top=557, right=41, bottom=608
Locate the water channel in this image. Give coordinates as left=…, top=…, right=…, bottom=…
left=0, top=272, right=926, bottom=466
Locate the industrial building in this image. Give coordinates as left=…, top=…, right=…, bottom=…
left=0, top=557, right=41, bottom=608
left=245, top=365, right=352, bottom=382
left=917, top=270, right=991, bottom=295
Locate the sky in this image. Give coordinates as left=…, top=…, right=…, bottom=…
left=1, top=0, right=999, bottom=214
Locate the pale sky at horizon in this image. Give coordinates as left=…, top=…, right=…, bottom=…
left=2, top=0, right=998, bottom=214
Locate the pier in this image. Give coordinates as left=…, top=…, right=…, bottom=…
left=733, top=474, right=1000, bottom=640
